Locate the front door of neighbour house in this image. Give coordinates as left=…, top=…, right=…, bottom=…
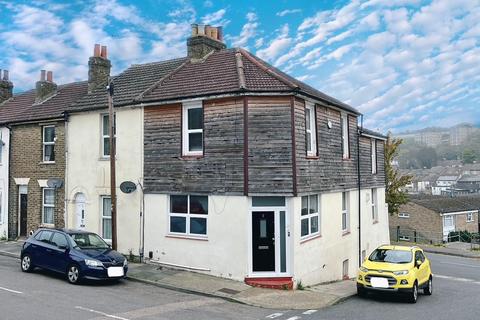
left=75, top=193, right=86, bottom=230
left=443, top=215, right=455, bottom=241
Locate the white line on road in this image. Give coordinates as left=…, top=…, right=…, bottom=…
left=440, top=261, right=480, bottom=268
left=0, top=286, right=23, bottom=294
left=434, top=274, right=479, bottom=283
left=266, top=313, right=283, bottom=319
left=75, top=306, right=130, bottom=320
left=303, top=310, right=318, bottom=315
left=286, top=317, right=301, bottom=320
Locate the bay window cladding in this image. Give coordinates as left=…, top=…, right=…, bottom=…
left=341, top=113, right=350, bottom=159
left=169, top=195, right=208, bottom=236
left=342, top=191, right=350, bottom=232
left=43, top=125, right=55, bottom=162
left=182, top=101, right=204, bottom=156
left=301, top=194, right=319, bottom=237
left=42, top=188, right=55, bottom=225
left=305, top=102, right=317, bottom=156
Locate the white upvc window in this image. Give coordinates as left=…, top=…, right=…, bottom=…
left=371, top=138, right=377, bottom=174
left=101, top=196, right=112, bottom=241
left=42, top=125, right=55, bottom=162
left=398, top=212, right=410, bottom=218
left=169, top=195, right=208, bottom=236
left=342, top=191, right=350, bottom=232
left=467, top=212, right=474, bottom=222
left=101, top=114, right=116, bottom=158
left=42, top=188, right=55, bottom=225
left=301, top=194, right=320, bottom=238
left=305, top=102, right=317, bottom=156
left=182, top=101, right=204, bottom=156
left=341, top=113, right=349, bottom=159
left=371, top=188, right=378, bottom=222
left=443, top=215, right=454, bottom=228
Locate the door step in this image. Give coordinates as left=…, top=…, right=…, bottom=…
left=244, top=277, right=293, bottom=290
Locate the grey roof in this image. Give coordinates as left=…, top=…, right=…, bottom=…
left=437, top=176, right=458, bottom=181
left=410, top=195, right=480, bottom=213
left=360, top=128, right=387, bottom=140
left=458, top=174, right=480, bottom=182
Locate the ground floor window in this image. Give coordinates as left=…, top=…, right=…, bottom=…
left=443, top=215, right=454, bottom=228
left=101, top=196, right=112, bottom=241
left=467, top=212, right=474, bottom=222
left=342, top=259, right=349, bottom=279
left=301, top=194, right=320, bottom=238
left=169, top=195, right=208, bottom=236
left=42, top=188, right=55, bottom=225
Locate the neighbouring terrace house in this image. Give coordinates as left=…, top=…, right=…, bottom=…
left=432, top=175, right=458, bottom=195
left=0, top=69, right=87, bottom=239
left=390, top=195, right=480, bottom=243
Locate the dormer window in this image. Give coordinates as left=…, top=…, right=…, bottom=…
left=182, top=101, right=203, bottom=156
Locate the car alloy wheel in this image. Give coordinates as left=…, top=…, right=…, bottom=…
left=409, top=282, right=418, bottom=303
left=21, top=255, right=33, bottom=272
left=424, top=277, right=433, bottom=295
left=67, top=265, right=80, bottom=284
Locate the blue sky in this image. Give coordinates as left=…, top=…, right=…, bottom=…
left=1, top=0, right=479, bottom=133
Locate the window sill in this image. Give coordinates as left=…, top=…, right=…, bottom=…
left=166, top=234, right=208, bottom=241
left=99, top=157, right=117, bottom=161
left=40, top=161, right=55, bottom=165
left=342, top=157, right=353, bottom=161
left=306, top=155, right=319, bottom=160
left=40, top=223, right=55, bottom=228
left=181, top=155, right=204, bottom=160
left=300, top=233, right=321, bottom=244
left=373, top=220, right=379, bottom=225
left=342, top=231, right=351, bottom=237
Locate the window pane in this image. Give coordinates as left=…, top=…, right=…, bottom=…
left=44, top=145, right=55, bottom=161
left=103, top=137, right=110, bottom=156
left=311, top=216, right=319, bottom=233
left=342, top=192, right=347, bottom=211
left=44, top=189, right=55, bottom=205
left=306, top=133, right=312, bottom=152
left=301, top=196, right=308, bottom=215
left=188, top=108, right=203, bottom=130
left=44, top=127, right=55, bottom=142
left=52, top=233, right=68, bottom=248
left=102, top=197, right=112, bottom=217
left=252, top=196, right=286, bottom=207
left=171, top=195, right=188, bottom=213
left=44, top=207, right=54, bottom=224
left=190, top=217, right=207, bottom=235
left=309, top=195, right=318, bottom=214
left=170, top=216, right=186, bottom=233
left=342, top=212, right=347, bottom=230
left=103, top=218, right=112, bottom=239
left=301, top=218, right=309, bottom=236
left=189, top=132, right=203, bottom=151
left=305, top=108, right=311, bottom=130
left=103, top=115, right=109, bottom=135
left=190, top=196, right=208, bottom=214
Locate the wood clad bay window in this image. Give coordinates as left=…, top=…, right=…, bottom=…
left=341, top=113, right=349, bottom=159
left=305, top=102, right=317, bottom=156
left=42, top=188, right=55, bottom=225
left=43, top=125, right=55, bottom=162
left=169, top=195, right=208, bottom=236
left=371, top=138, right=377, bottom=174
left=182, top=101, right=204, bottom=156
left=301, top=194, right=320, bottom=238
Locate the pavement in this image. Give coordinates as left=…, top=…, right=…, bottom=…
left=0, top=240, right=355, bottom=310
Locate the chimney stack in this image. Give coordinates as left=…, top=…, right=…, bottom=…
left=187, top=24, right=226, bottom=60
left=88, top=43, right=111, bottom=93
left=0, top=69, right=14, bottom=103
left=35, top=70, right=57, bottom=104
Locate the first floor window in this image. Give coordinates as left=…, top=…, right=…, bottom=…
left=301, top=194, right=320, bottom=238
left=43, top=125, right=55, bottom=162
left=341, top=113, right=349, bottom=159
left=342, top=192, right=349, bottom=232
left=101, top=196, right=112, bottom=241
left=371, top=188, right=378, bottom=222
left=305, top=102, right=317, bottom=156
left=182, top=101, right=204, bottom=156
left=42, top=188, right=55, bottom=224
left=101, top=114, right=116, bottom=157
left=169, top=195, right=208, bottom=236
left=371, top=138, right=377, bottom=174
left=467, top=212, right=474, bottom=222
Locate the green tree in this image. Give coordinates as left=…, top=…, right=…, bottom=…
left=462, top=149, right=476, bottom=164
left=385, top=134, right=413, bottom=215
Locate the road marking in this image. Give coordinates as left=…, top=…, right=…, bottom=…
left=0, top=286, right=23, bottom=294
left=303, top=310, right=317, bottom=315
left=266, top=313, right=283, bottom=319
left=286, top=317, right=301, bottom=320
left=440, top=261, right=480, bottom=268
left=75, top=306, right=130, bottom=320
left=435, top=274, right=479, bottom=283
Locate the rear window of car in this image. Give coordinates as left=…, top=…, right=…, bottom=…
left=369, top=249, right=412, bottom=264
left=35, top=230, right=53, bottom=244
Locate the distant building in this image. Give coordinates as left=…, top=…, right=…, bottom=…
left=432, top=176, right=458, bottom=195
left=450, top=123, right=476, bottom=146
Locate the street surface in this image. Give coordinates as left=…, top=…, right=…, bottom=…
left=1, top=253, right=480, bottom=320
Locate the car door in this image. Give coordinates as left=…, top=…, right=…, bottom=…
left=415, top=250, right=428, bottom=284
left=33, top=230, right=54, bottom=268
left=49, top=232, right=70, bottom=273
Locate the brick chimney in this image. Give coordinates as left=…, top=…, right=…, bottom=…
left=0, top=69, right=13, bottom=103
left=35, top=70, right=57, bottom=103
left=88, top=44, right=111, bottom=93
left=187, top=24, right=226, bottom=60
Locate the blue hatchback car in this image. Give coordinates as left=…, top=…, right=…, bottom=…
left=20, top=228, right=128, bottom=284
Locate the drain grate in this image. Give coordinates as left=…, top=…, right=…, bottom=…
left=217, top=288, right=240, bottom=295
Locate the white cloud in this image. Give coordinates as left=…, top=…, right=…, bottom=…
left=231, top=12, right=258, bottom=48
left=202, top=9, right=229, bottom=26
left=276, top=9, right=302, bottom=17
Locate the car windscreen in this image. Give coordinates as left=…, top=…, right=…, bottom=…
left=69, top=233, right=109, bottom=250
left=369, top=249, right=412, bottom=264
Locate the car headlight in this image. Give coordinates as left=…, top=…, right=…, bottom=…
left=359, top=266, right=369, bottom=273
left=393, top=270, right=409, bottom=275
left=123, top=259, right=128, bottom=267
left=85, top=259, right=103, bottom=268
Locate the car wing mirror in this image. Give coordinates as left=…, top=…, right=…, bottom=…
left=416, top=260, right=422, bottom=268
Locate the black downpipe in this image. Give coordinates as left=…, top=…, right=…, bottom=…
left=357, top=115, right=363, bottom=267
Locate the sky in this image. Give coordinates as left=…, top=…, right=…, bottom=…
left=0, top=0, right=479, bottom=133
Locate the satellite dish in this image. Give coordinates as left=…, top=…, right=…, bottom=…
left=120, top=181, right=137, bottom=194
left=47, top=179, right=63, bottom=189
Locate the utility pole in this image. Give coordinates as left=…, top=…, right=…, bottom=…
left=107, top=79, right=117, bottom=250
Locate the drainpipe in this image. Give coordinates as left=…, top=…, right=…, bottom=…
left=63, top=112, right=69, bottom=229
left=357, top=115, right=363, bottom=267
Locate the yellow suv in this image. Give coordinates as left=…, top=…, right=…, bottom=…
left=357, top=245, right=432, bottom=303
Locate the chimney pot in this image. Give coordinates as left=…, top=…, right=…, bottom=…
left=217, top=26, right=223, bottom=41
left=0, top=68, right=14, bottom=102
left=3, top=70, right=9, bottom=81
left=46, top=71, right=53, bottom=82
left=191, top=24, right=198, bottom=36
left=100, top=45, right=107, bottom=58
left=40, top=70, right=46, bottom=81
left=187, top=24, right=226, bottom=60
left=35, top=70, right=57, bottom=103
left=198, top=24, right=205, bottom=35
left=94, top=44, right=101, bottom=57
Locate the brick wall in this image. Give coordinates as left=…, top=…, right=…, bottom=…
left=454, top=211, right=479, bottom=233
left=8, top=122, right=65, bottom=239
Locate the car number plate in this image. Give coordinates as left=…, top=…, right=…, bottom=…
left=107, top=267, right=124, bottom=277
left=370, top=277, right=389, bottom=288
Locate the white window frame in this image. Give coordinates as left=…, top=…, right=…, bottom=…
left=300, top=194, right=320, bottom=239
left=0, top=190, right=2, bottom=223
left=342, top=259, right=349, bottom=279
left=371, top=188, right=378, bottom=222
left=42, top=125, right=55, bottom=163
left=466, top=212, right=474, bottom=222
left=342, top=191, right=350, bottom=232
left=101, top=114, right=116, bottom=158
left=399, top=235, right=410, bottom=241
left=169, top=195, right=208, bottom=238
left=341, top=113, right=349, bottom=159
left=305, top=102, right=317, bottom=156
left=398, top=212, right=410, bottom=219
left=443, top=215, right=454, bottom=228
left=42, top=188, right=55, bottom=225
left=182, top=101, right=204, bottom=157
left=101, top=196, right=112, bottom=241
left=371, top=138, right=377, bottom=174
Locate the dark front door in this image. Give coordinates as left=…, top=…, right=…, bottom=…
left=19, top=194, right=28, bottom=237
left=252, top=211, right=275, bottom=272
